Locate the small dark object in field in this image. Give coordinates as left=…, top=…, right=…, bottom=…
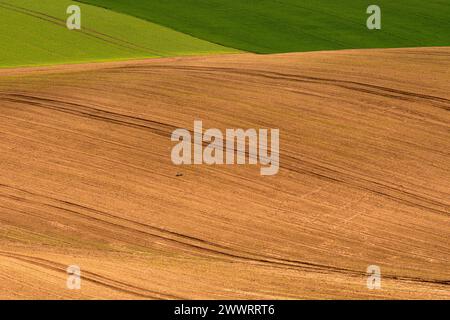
left=176, top=172, right=183, bottom=177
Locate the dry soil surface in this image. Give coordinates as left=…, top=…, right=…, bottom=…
left=0, top=47, right=449, bottom=299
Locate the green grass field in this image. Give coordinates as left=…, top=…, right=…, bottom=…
left=77, top=0, right=450, bottom=53
left=0, top=0, right=237, bottom=67
left=2, top=0, right=449, bottom=67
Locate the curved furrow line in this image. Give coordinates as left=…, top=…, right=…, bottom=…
left=0, top=93, right=174, bottom=138
left=1, top=182, right=449, bottom=288
left=0, top=184, right=337, bottom=274
left=0, top=1, right=164, bottom=56
left=2, top=92, right=448, bottom=218
left=0, top=251, right=181, bottom=299
left=130, top=65, right=450, bottom=109
left=280, top=154, right=450, bottom=216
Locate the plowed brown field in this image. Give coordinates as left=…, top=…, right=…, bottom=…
left=0, top=47, right=449, bottom=299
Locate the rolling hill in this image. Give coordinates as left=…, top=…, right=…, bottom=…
left=0, top=0, right=237, bottom=67
left=0, top=47, right=449, bottom=298
left=77, top=0, right=450, bottom=53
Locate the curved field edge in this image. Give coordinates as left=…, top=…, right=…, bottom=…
left=76, top=0, right=450, bottom=54
left=0, top=0, right=238, bottom=68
